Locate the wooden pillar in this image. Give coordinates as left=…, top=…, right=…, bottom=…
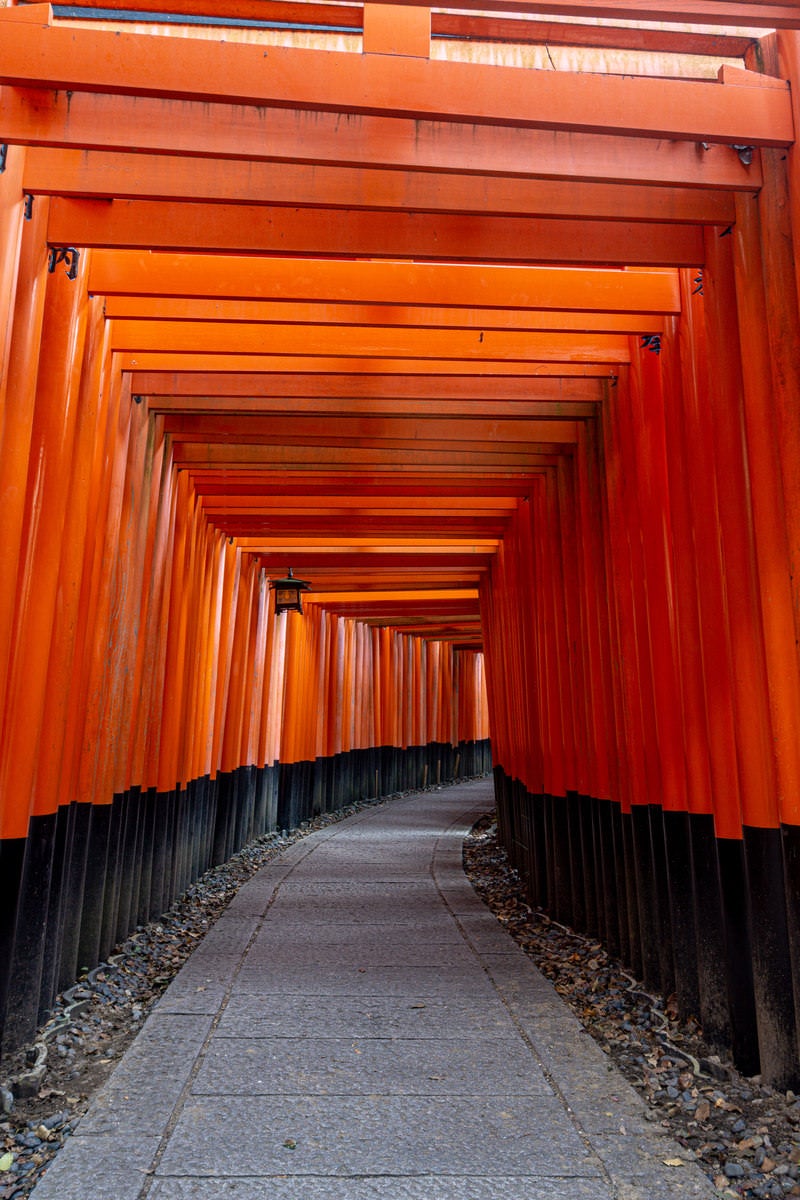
left=0, top=193, right=49, bottom=716
left=703, top=226, right=782, bottom=1079
left=0, top=244, right=90, bottom=1053
left=0, top=143, right=25, bottom=420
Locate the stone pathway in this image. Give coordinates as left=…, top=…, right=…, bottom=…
left=29, top=779, right=717, bottom=1200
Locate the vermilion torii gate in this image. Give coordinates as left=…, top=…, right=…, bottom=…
left=2, top=0, right=800, bottom=1087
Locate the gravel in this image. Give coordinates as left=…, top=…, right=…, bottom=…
left=2, top=790, right=797, bottom=1200
left=462, top=813, right=800, bottom=1200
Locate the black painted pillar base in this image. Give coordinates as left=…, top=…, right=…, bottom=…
left=620, top=810, right=643, bottom=979
left=717, top=836, right=761, bottom=1077
left=630, top=804, right=663, bottom=991
left=688, top=813, right=732, bottom=1050
left=1, top=812, right=57, bottom=1057
left=662, top=809, right=701, bottom=1021
left=648, top=805, right=676, bottom=1001
left=742, top=825, right=800, bottom=1089
left=0, top=837, right=27, bottom=1052
left=597, top=798, right=621, bottom=957
left=548, top=794, right=573, bottom=927
left=782, top=821, right=800, bottom=1064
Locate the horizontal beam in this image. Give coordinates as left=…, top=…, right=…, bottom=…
left=355, top=0, right=800, bottom=29
left=218, top=518, right=512, bottom=536
left=263, top=568, right=488, bottom=581
left=49, top=199, right=706, bottom=266
left=1, top=88, right=763, bottom=190
left=18, top=0, right=797, bottom=31
left=23, top=149, right=738, bottom=226
left=241, top=535, right=499, bottom=548
left=133, top=374, right=606, bottom=401
left=186, top=472, right=542, bottom=496
left=201, top=496, right=519, bottom=512
left=149, top=397, right=598, bottom=418
left=93, top=255, right=681, bottom=313
left=109, top=297, right=664, bottom=336
left=0, top=10, right=792, bottom=143
left=304, top=590, right=479, bottom=601
left=171, top=445, right=570, bottom=466
left=113, top=322, right=629, bottom=363
left=162, top=414, right=580, bottom=442
left=118, top=353, right=618, bottom=376
left=22, top=0, right=761, bottom=51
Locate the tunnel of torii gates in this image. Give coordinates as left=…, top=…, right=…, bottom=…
left=5, top=0, right=800, bottom=1094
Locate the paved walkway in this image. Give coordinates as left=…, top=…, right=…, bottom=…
left=30, top=779, right=716, bottom=1200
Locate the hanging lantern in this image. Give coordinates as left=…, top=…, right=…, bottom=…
left=271, top=568, right=311, bottom=615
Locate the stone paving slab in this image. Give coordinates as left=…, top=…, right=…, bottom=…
left=273, top=880, right=443, bottom=897
left=75, top=1013, right=214, bottom=1136
left=241, top=937, right=478, bottom=967
left=215, top=993, right=521, bottom=1040
left=192, top=1034, right=554, bottom=1096
left=232, top=961, right=501, bottom=998
left=148, top=1176, right=615, bottom=1200
left=29, top=780, right=719, bottom=1200
left=154, top=982, right=228, bottom=1014
left=444, top=911, right=525, bottom=951
left=157, top=1093, right=601, bottom=1178
left=262, top=899, right=460, bottom=926
left=245, top=920, right=468, bottom=948
left=25, top=1133, right=162, bottom=1200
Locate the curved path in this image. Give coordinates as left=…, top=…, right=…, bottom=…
left=30, top=779, right=716, bottom=1200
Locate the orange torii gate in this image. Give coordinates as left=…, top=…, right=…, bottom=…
left=2, top=0, right=800, bottom=1094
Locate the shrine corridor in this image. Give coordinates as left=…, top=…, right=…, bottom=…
left=2, top=0, right=800, bottom=1154
left=27, top=780, right=717, bottom=1200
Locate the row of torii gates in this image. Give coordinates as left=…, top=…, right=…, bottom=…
left=2, top=0, right=800, bottom=1087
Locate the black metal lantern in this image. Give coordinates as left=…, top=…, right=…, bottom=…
left=271, top=568, right=311, bottom=615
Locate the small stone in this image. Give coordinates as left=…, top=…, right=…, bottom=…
left=40, top=1111, right=69, bottom=1131
left=725, top=1163, right=746, bottom=1178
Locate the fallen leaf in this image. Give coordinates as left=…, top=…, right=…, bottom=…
left=663, top=1158, right=685, bottom=1167
left=0, top=1151, right=13, bottom=1172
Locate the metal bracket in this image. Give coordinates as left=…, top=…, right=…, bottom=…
left=641, top=334, right=661, bottom=355
left=0, top=145, right=7, bottom=173
left=732, top=144, right=754, bottom=166
left=23, top=194, right=33, bottom=221
left=47, top=247, right=80, bottom=280
left=692, top=271, right=703, bottom=296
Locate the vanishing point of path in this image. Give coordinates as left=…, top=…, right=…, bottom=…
left=29, top=779, right=717, bottom=1200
